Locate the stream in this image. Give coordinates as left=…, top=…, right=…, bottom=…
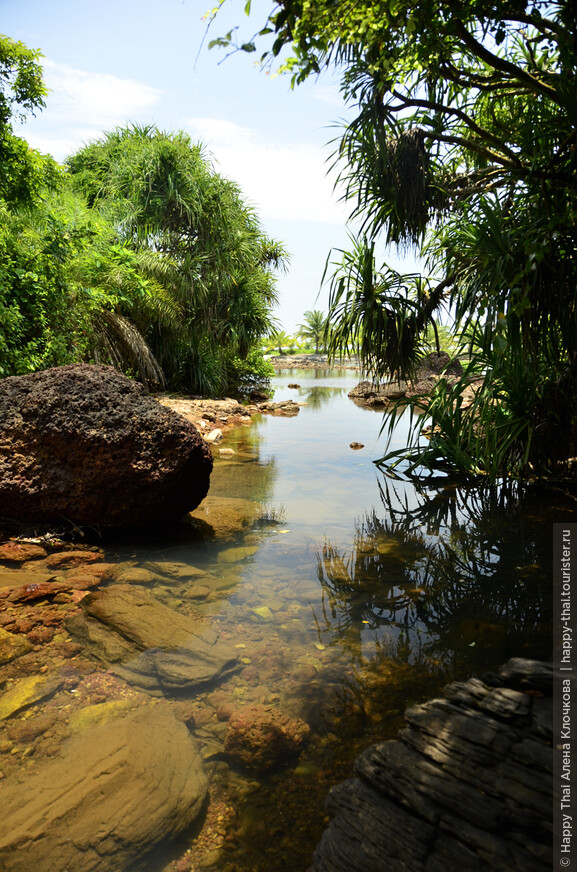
left=138, top=366, right=561, bottom=870
left=1, top=366, right=571, bottom=872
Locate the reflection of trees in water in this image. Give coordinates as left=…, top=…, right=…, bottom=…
left=300, top=386, right=346, bottom=409
left=314, top=515, right=431, bottom=665
left=210, top=432, right=278, bottom=504
left=315, top=478, right=571, bottom=669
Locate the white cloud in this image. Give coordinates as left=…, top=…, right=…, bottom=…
left=42, top=59, right=162, bottom=126
left=17, top=61, right=348, bottom=228
left=184, top=116, right=348, bottom=225
left=18, top=60, right=163, bottom=161
left=313, top=84, right=346, bottom=108
left=188, top=118, right=253, bottom=145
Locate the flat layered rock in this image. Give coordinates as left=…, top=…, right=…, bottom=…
left=311, top=658, right=552, bottom=872
left=116, top=645, right=238, bottom=694
left=0, top=705, right=208, bottom=872
left=66, top=585, right=238, bottom=694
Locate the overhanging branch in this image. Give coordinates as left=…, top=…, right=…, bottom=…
left=453, top=19, right=561, bottom=105
left=390, top=88, right=521, bottom=164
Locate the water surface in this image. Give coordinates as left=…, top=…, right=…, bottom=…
left=138, top=367, right=562, bottom=869
left=1, top=367, right=569, bottom=872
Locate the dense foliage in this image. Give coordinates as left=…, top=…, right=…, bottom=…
left=0, top=37, right=285, bottom=396
left=216, top=0, right=577, bottom=478
left=0, top=34, right=89, bottom=377
left=0, top=34, right=53, bottom=208
left=66, top=125, right=287, bottom=394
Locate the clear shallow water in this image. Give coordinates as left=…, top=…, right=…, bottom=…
left=1, top=367, right=572, bottom=872
left=135, top=368, right=564, bottom=869
left=189, top=368, right=557, bottom=671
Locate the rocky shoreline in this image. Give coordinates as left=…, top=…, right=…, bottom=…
left=156, top=392, right=301, bottom=446
left=0, top=363, right=302, bottom=537
left=0, top=369, right=311, bottom=872
left=0, top=507, right=313, bottom=872
left=269, top=353, right=361, bottom=369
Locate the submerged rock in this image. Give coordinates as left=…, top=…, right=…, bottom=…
left=116, top=645, right=238, bottom=694
left=0, top=628, right=33, bottom=666
left=0, top=674, right=64, bottom=720
left=224, top=703, right=310, bottom=771
left=0, top=705, right=208, bottom=872
left=66, top=585, right=239, bottom=695
left=187, top=496, right=260, bottom=540
left=0, top=364, right=213, bottom=528
left=0, top=541, right=47, bottom=563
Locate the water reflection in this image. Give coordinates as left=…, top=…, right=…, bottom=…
left=298, top=385, right=347, bottom=410
left=314, top=474, right=563, bottom=675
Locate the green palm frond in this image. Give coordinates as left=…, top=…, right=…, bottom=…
left=92, top=309, right=166, bottom=389
left=325, top=236, right=441, bottom=380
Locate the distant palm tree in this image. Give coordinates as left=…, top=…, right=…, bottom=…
left=297, top=309, right=327, bottom=353
left=266, top=330, right=295, bottom=355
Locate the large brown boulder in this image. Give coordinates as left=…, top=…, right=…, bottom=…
left=0, top=364, right=213, bottom=528
left=0, top=705, right=208, bottom=872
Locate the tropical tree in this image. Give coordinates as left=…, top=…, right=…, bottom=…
left=66, top=124, right=288, bottom=395
left=0, top=175, right=172, bottom=381
left=296, top=309, right=327, bottom=353
left=0, top=33, right=54, bottom=209
left=265, top=329, right=295, bottom=356
left=323, top=237, right=433, bottom=376
left=0, top=38, right=286, bottom=396
left=213, top=0, right=577, bottom=477
left=0, top=36, right=98, bottom=377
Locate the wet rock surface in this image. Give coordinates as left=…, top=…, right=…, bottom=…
left=0, top=535, right=243, bottom=872
left=310, top=658, right=552, bottom=872
left=0, top=526, right=552, bottom=872
left=0, top=705, right=208, bottom=872
left=187, top=496, right=260, bottom=540
left=0, top=364, right=213, bottom=528
left=0, top=627, right=33, bottom=664
left=66, top=584, right=239, bottom=693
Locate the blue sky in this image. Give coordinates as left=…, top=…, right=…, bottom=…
left=3, top=0, right=418, bottom=333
